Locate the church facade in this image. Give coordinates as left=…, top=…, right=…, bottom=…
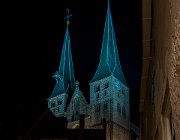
left=47, top=1, right=130, bottom=140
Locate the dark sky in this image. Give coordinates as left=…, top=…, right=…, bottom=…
left=1, top=0, right=141, bottom=136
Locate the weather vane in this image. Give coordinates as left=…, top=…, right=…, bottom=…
left=64, top=8, right=72, bottom=25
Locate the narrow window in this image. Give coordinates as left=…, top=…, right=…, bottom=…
left=104, top=91, right=107, bottom=96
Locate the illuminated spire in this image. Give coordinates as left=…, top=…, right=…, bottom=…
left=48, top=9, right=75, bottom=99
left=90, top=0, right=127, bottom=86
left=58, top=9, right=75, bottom=90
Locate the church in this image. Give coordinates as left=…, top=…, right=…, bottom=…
left=47, top=1, right=130, bottom=140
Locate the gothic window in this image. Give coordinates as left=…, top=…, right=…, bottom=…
left=95, top=85, right=100, bottom=92
left=95, top=104, right=100, bottom=112
left=104, top=102, right=108, bottom=110
left=58, top=100, right=62, bottom=105
left=122, top=106, right=126, bottom=119
left=104, top=82, right=109, bottom=89
left=51, top=102, right=55, bottom=108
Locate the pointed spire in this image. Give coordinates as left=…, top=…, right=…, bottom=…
left=48, top=9, right=75, bottom=99
left=58, top=21, right=76, bottom=90
left=90, top=1, right=127, bottom=86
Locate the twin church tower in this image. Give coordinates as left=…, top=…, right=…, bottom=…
left=47, top=1, right=130, bottom=140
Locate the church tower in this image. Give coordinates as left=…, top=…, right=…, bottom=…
left=47, top=10, right=76, bottom=117
left=89, top=1, right=130, bottom=140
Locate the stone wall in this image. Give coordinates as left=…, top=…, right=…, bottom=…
left=167, top=0, right=180, bottom=138
left=141, top=0, right=180, bottom=139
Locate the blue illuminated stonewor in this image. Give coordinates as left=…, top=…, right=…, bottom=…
left=90, top=0, right=127, bottom=86
left=58, top=25, right=76, bottom=90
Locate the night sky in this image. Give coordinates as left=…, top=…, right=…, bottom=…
left=1, top=0, right=141, bottom=136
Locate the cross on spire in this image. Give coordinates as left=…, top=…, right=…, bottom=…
left=64, top=8, right=72, bottom=25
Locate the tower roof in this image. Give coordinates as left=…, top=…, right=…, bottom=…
left=48, top=15, right=76, bottom=99
left=58, top=25, right=76, bottom=90
left=90, top=1, right=127, bottom=86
